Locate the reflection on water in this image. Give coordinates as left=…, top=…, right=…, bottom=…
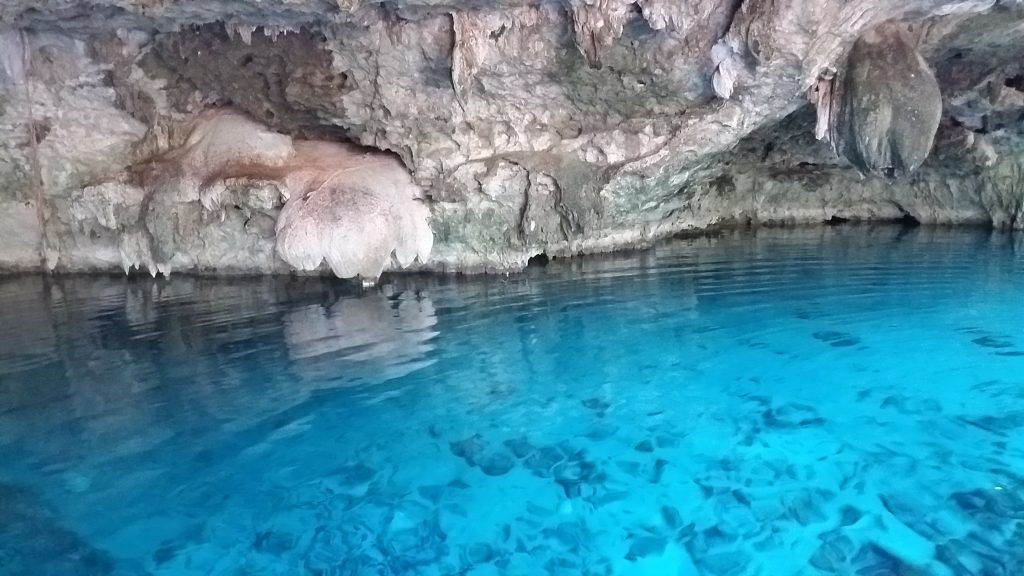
left=1, top=226, right=1023, bottom=576
left=0, top=276, right=439, bottom=464
left=284, top=295, right=437, bottom=384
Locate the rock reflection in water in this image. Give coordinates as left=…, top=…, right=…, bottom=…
left=2, top=227, right=1024, bottom=576
left=0, top=275, right=439, bottom=548
left=283, top=291, right=437, bottom=385
left=1, top=275, right=438, bottom=438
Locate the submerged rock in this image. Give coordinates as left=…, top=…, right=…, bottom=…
left=478, top=452, right=517, bottom=477
left=953, top=488, right=1024, bottom=520
left=763, top=403, right=827, bottom=429
left=625, top=535, right=667, bottom=561
left=812, top=330, right=862, bottom=348
left=503, top=436, right=535, bottom=459
left=0, top=482, right=141, bottom=575
left=450, top=434, right=488, bottom=467
left=848, top=543, right=923, bottom=576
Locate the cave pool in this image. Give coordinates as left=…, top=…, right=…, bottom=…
left=1, top=226, right=1023, bottom=575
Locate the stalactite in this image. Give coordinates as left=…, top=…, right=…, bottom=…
left=825, top=25, right=943, bottom=177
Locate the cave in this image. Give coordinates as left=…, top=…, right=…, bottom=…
left=0, top=1, right=1020, bottom=277
left=1, top=1, right=1023, bottom=574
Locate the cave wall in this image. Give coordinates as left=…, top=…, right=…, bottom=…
left=0, top=0, right=1022, bottom=277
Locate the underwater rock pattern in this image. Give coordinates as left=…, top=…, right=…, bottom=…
left=1, top=229, right=1024, bottom=574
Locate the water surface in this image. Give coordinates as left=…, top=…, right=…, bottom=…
left=1, top=227, right=1023, bottom=575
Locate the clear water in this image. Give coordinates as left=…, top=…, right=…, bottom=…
left=1, top=227, right=1023, bottom=576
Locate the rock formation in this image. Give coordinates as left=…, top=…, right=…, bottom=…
left=139, top=109, right=432, bottom=281
left=274, top=141, right=433, bottom=282
left=818, top=25, right=944, bottom=178
left=0, top=0, right=1022, bottom=278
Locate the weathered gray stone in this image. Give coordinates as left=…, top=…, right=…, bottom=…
left=828, top=25, right=943, bottom=177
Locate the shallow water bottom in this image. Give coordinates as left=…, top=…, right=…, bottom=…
left=1, top=226, right=1024, bottom=575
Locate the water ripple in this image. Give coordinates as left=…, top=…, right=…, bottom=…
left=0, top=226, right=1023, bottom=575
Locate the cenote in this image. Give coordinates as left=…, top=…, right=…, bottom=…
left=1, top=226, right=1024, bottom=576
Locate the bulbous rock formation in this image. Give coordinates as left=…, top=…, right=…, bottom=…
left=819, top=26, right=944, bottom=177
left=275, top=141, right=433, bottom=281
left=145, top=110, right=432, bottom=280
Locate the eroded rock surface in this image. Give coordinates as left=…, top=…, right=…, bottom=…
left=823, top=25, right=944, bottom=177
left=0, top=0, right=1022, bottom=277
left=274, top=141, right=433, bottom=280
left=130, top=109, right=433, bottom=280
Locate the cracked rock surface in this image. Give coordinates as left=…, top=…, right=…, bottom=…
left=0, top=0, right=1023, bottom=276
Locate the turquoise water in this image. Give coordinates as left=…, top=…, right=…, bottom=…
left=1, top=227, right=1023, bottom=576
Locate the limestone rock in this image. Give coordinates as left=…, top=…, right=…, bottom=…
left=826, top=26, right=944, bottom=177
left=275, top=142, right=433, bottom=280
left=142, top=111, right=432, bottom=280
left=0, top=29, right=28, bottom=84
left=0, top=1, right=1020, bottom=276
